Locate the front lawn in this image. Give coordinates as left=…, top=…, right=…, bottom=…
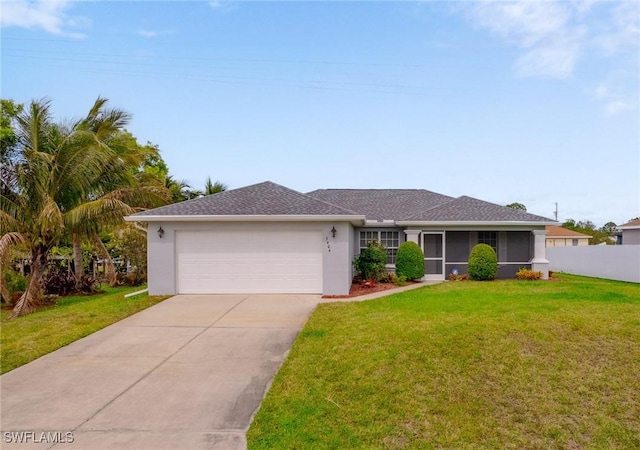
left=248, top=274, right=640, bottom=449
left=0, top=286, right=169, bottom=374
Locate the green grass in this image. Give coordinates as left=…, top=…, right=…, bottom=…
left=248, top=274, right=640, bottom=449
left=0, top=286, right=169, bottom=374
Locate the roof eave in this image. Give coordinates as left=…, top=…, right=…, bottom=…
left=395, top=220, right=559, bottom=227
left=125, top=214, right=366, bottom=226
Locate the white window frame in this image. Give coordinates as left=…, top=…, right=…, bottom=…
left=359, top=230, right=400, bottom=265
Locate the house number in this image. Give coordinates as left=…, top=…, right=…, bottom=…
left=326, top=237, right=331, bottom=252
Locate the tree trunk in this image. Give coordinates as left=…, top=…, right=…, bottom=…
left=91, top=232, right=117, bottom=287
left=73, top=232, right=83, bottom=285
left=11, top=246, right=48, bottom=318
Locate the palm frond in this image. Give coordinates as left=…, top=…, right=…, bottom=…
left=0, top=232, right=26, bottom=263
left=65, top=197, right=135, bottom=231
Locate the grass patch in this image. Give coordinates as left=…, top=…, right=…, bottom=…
left=0, top=286, right=169, bottom=374
left=248, top=274, right=640, bottom=449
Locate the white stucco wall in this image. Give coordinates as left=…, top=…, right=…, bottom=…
left=146, top=221, right=354, bottom=296
left=547, top=245, right=640, bottom=283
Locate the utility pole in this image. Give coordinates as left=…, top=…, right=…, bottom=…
left=554, top=203, right=558, bottom=221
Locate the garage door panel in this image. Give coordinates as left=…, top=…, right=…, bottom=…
left=176, top=230, right=322, bottom=294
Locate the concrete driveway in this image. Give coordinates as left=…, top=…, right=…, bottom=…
left=0, top=294, right=320, bottom=449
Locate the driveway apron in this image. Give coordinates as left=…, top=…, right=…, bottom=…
left=1, top=294, right=320, bottom=449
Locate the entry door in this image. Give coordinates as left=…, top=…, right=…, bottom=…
left=422, top=232, right=445, bottom=281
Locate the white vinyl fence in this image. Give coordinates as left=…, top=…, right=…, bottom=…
left=547, top=245, right=640, bottom=283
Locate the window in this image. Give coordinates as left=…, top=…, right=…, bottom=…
left=359, top=230, right=400, bottom=264
left=380, top=231, right=399, bottom=264
left=572, top=239, right=579, bottom=246
left=478, top=231, right=498, bottom=254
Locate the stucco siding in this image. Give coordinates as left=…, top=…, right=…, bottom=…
left=146, top=221, right=352, bottom=295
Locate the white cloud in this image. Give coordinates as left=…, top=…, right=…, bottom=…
left=136, top=28, right=175, bottom=38
left=592, top=1, right=640, bottom=56
left=207, top=1, right=235, bottom=13
left=513, top=26, right=585, bottom=79
left=138, top=29, right=159, bottom=38
left=0, top=0, right=86, bottom=38
left=467, top=1, right=582, bottom=78
left=605, top=100, right=633, bottom=115
left=470, top=1, right=571, bottom=46
left=593, top=72, right=637, bottom=115
left=463, top=0, right=639, bottom=113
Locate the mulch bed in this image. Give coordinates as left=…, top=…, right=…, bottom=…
left=322, top=279, right=417, bottom=299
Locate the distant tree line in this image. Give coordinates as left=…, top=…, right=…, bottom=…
left=506, top=202, right=628, bottom=246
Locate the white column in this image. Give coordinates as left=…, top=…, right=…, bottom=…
left=404, top=229, right=420, bottom=244
left=531, top=229, right=549, bottom=280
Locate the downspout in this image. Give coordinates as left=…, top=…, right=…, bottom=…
left=124, top=288, right=149, bottom=298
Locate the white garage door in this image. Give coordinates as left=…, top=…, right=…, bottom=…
left=176, top=230, right=323, bottom=294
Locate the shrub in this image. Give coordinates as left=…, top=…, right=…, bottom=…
left=382, top=272, right=397, bottom=284
left=117, top=271, right=147, bottom=287
left=449, top=273, right=468, bottom=281
left=380, top=272, right=407, bottom=287
left=3, top=269, right=27, bottom=295
left=76, top=274, right=99, bottom=293
left=353, top=240, right=387, bottom=281
left=44, top=267, right=99, bottom=296
left=395, top=275, right=407, bottom=287
left=468, top=244, right=498, bottom=281
left=395, top=241, right=425, bottom=280
left=516, top=268, right=542, bottom=280
left=44, top=267, right=76, bottom=296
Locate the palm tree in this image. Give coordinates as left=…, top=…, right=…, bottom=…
left=66, top=100, right=169, bottom=285
left=165, top=175, right=193, bottom=202
left=1, top=99, right=107, bottom=316
left=0, top=98, right=168, bottom=317
left=203, top=177, right=227, bottom=196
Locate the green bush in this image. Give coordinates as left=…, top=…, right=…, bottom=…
left=395, top=275, right=407, bottom=287
left=353, top=240, right=387, bottom=281
left=395, top=241, right=425, bottom=280
left=468, top=243, right=498, bottom=281
left=3, top=269, right=27, bottom=294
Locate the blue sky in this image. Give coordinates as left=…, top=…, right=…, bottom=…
left=2, top=0, right=639, bottom=226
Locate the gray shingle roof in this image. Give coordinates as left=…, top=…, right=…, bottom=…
left=131, top=181, right=358, bottom=217
left=403, top=196, right=553, bottom=222
left=306, top=189, right=454, bottom=221
left=131, top=181, right=555, bottom=224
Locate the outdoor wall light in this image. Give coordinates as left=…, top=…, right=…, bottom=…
left=331, top=226, right=337, bottom=238
left=158, top=226, right=165, bottom=238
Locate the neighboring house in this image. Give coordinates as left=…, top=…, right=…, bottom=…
left=545, top=225, right=591, bottom=247
left=126, top=181, right=557, bottom=296
left=618, top=219, right=640, bottom=245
